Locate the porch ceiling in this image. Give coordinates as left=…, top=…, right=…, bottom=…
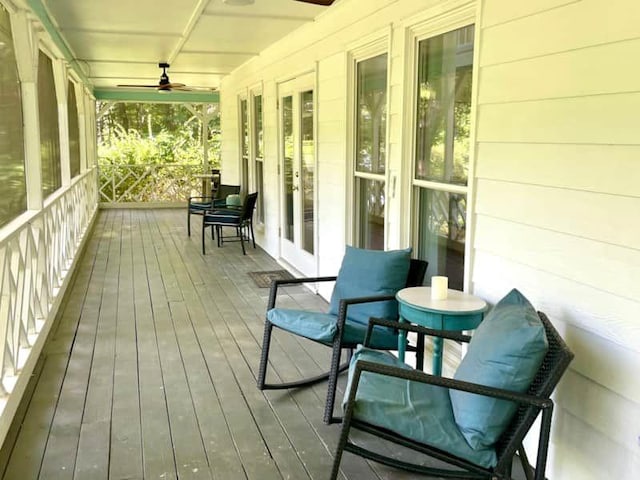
left=35, top=0, right=336, bottom=94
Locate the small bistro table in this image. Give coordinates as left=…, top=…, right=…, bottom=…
left=396, top=287, right=488, bottom=375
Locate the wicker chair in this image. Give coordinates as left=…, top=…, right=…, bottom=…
left=331, top=311, right=574, bottom=480
left=257, top=248, right=427, bottom=425
left=187, top=184, right=240, bottom=236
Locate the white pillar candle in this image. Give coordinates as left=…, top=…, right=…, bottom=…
left=431, top=276, right=448, bottom=300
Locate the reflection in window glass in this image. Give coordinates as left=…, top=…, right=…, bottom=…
left=38, top=51, right=62, bottom=198
left=356, top=54, right=387, bottom=175
left=0, top=6, right=27, bottom=226
left=240, top=99, right=248, bottom=191
left=68, top=81, right=81, bottom=178
left=416, top=189, right=466, bottom=290
left=415, top=25, right=474, bottom=186
left=254, top=95, right=263, bottom=159
left=253, top=95, right=264, bottom=223
left=300, top=90, right=314, bottom=255
left=282, top=96, right=294, bottom=241
left=357, top=178, right=385, bottom=250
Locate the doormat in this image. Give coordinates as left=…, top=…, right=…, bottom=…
left=248, top=270, right=295, bottom=288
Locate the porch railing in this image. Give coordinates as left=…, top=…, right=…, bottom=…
left=0, top=168, right=98, bottom=430
left=98, top=163, right=205, bottom=205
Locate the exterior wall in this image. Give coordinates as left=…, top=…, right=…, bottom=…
left=220, top=0, right=450, bottom=276
left=472, top=1, right=640, bottom=478
left=219, top=0, right=640, bottom=478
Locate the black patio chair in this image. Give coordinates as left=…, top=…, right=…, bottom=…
left=331, top=289, right=574, bottom=480
left=202, top=192, right=258, bottom=255
left=187, top=183, right=240, bottom=236
left=257, top=246, right=427, bottom=424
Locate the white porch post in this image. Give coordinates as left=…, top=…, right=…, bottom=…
left=11, top=10, right=42, bottom=211
left=53, top=58, right=71, bottom=187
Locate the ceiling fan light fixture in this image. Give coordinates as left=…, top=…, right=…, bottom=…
left=222, top=0, right=255, bottom=5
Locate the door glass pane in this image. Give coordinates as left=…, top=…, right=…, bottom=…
left=300, top=90, right=314, bottom=255
left=415, top=25, right=474, bottom=185
left=416, top=188, right=466, bottom=290
left=357, top=178, right=385, bottom=250
left=38, top=51, right=62, bottom=198
left=356, top=54, right=387, bottom=175
left=68, top=81, right=81, bottom=178
left=0, top=6, right=27, bottom=226
left=282, top=96, right=294, bottom=241
left=240, top=99, right=248, bottom=191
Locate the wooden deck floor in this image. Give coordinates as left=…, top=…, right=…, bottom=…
left=0, top=209, right=528, bottom=480
left=0, top=210, right=410, bottom=480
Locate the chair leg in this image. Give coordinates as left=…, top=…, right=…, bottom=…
left=250, top=220, right=256, bottom=248
left=187, top=210, right=191, bottom=236
left=518, top=445, right=534, bottom=480
left=330, top=401, right=354, bottom=480
left=201, top=223, right=206, bottom=254
left=324, top=336, right=345, bottom=424
left=240, top=227, right=246, bottom=255
left=416, top=333, right=425, bottom=371
left=257, top=320, right=273, bottom=389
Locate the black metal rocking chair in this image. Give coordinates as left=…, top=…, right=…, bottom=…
left=331, top=310, right=574, bottom=480
left=257, top=252, right=427, bottom=424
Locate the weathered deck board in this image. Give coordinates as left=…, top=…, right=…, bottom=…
left=0, top=209, right=527, bottom=480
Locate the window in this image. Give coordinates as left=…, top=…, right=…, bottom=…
left=0, top=6, right=27, bottom=226
left=252, top=94, right=264, bottom=223
left=68, top=81, right=81, bottom=178
left=354, top=53, right=387, bottom=249
left=38, top=51, right=61, bottom=198
left=239, top=98, right=249, bottom=193
left=413, top=25, right=474, bottom=290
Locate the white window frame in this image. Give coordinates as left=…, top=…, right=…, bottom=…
left=402, top=2, right=480, bottom=372
left=346, top=29, right=391, bottom=248
left=249, top=85, right=264, bottom=225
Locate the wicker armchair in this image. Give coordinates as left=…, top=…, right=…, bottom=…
left=331, top=310, right=574, bottom=480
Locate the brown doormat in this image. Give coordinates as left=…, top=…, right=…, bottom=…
left=248, top=270, right=295, bottom=288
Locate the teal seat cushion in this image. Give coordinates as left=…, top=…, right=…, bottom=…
left=267, top=309, right=336, bottom=342
left=189, top=201, right=211, bottom=212
left=344, top=347, right=497, bottom=468
left=329, top=246, right=411, bottom=326
left=267, top=309, right=400, bottom=348
left=450, top=288, right=548, bottom=451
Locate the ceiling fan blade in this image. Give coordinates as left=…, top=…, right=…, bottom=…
left=117, top=84, right=159, bottom=88
left=294, top=0, right=334, bottom=5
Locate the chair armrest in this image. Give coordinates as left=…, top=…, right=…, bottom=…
left=335, top=295, right=397, bottom=330
left=350, top=360, right=551, bottom=410
left=267, top=276, right=338, bottom=309
left=188, top=195, right=213, bottom=203
left=363, top=317, right=472, bottom=347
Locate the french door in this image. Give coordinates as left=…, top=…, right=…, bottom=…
left=278, top=74, right=316, bottom=275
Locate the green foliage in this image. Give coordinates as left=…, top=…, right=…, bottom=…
left=97, top=102, right=220, bottom=203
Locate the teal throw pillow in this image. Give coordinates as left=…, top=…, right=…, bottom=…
left=450, top=288, right=548, bottom=450
left=328, top=246, right=411, bottom=325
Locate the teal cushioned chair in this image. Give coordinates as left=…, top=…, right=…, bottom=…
left=330, top=289, right=574, bottom=480
left=257, top=246, right=427, bottom=424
